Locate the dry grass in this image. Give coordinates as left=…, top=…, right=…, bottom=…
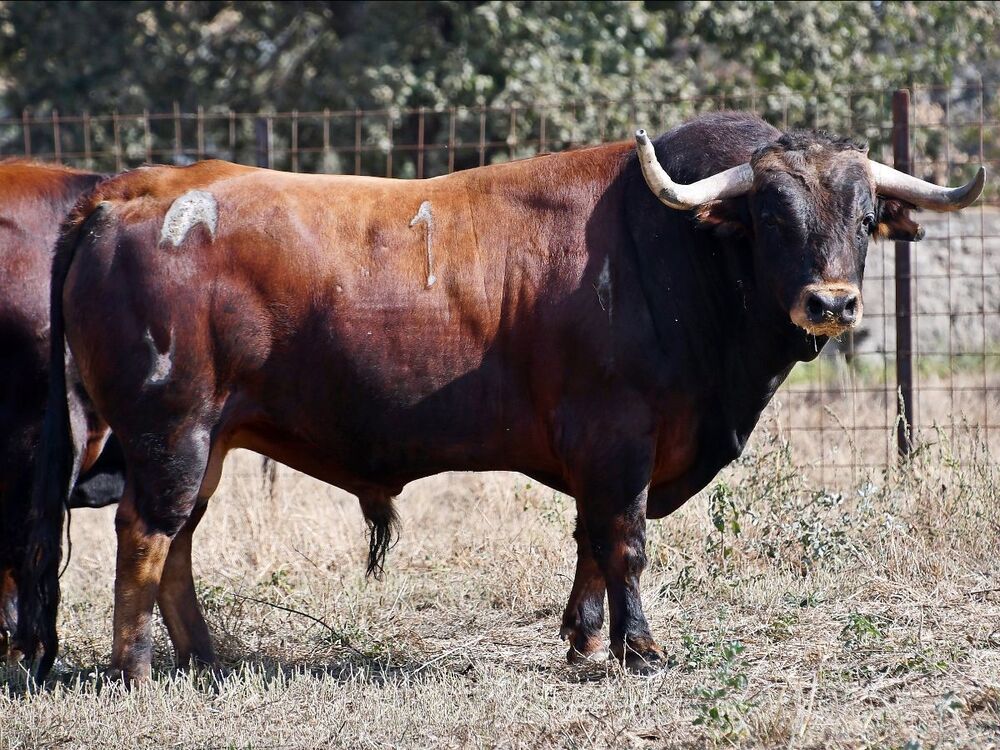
left=2, top=419, right=1000, bottom=749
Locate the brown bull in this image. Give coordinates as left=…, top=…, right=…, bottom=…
left=0, top=161, right=125, bottom=657
left=18, top=112, right=984, bottom=681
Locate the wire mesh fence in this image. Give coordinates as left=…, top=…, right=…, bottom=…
left=2, top=83, right=997, bottom=480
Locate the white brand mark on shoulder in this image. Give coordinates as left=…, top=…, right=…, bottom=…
left=409, top=200, right=436, bottom=288
left=160, top=190, right=218, bottom=247
left=144, top=326, right=175, bottom=385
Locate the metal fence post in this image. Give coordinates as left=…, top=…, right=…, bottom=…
left=255, top=115, right=271, bottom=169
left=22, top=108, right=31, bottom=156
left=892, top=89, right=914, bottom=458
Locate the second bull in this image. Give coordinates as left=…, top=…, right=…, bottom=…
left=0, top=160, right=125, bottom=656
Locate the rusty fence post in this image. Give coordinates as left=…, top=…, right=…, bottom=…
left=173, top=101, right=182, bottom=163
left=255, top=115, right=271, bottom=169
left=892, top=89, right=914, bottom=458
left=22, top=108, right=31, bottom=156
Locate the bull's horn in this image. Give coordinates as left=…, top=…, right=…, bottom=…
left=868, top=160, right=985, bottom=211
left=635, top=129, right=754, bottom=209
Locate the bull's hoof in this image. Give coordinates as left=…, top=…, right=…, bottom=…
left=183, top=660, right=227, bottom=685
left=102, top=666, right=126, bottom=683
left=102, top=665, right=151, bottom=686
left=4, top=638, right=27, bottom=668
left=611, top=638, right=669, bottom=674
left=4, top=648, right=25, bottom=668
left=566, top=644, right=610, bottom=664
left=560, top=625, right=608, bottom=665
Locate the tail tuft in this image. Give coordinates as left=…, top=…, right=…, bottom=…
left=359, top=494, right=399, bottom=581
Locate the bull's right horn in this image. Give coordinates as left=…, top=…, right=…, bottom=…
left=868, top=160, right=986, bottom=211
left=635, top=129, right=754, bottom=210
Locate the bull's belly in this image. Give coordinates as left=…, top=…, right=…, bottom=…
left=219, top=355, right=558, bottom=495
left=228, top=427, right=529, bottom=496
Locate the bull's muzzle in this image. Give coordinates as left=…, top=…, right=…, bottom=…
left=791, top=283, right=862, bottom=337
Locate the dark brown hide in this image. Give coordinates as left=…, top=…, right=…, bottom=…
left=0, top=161, right=124, bottom=656
left=46, top=151, right=681, bottom=676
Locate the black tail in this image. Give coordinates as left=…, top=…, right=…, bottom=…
left=359, top=495, right=399, bottom=581
left=260, top=456, right=278, bottom=501
left=15, top=206, right=100, bottom=680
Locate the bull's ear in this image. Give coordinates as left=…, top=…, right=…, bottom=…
left=694, top=198, right=750, bottom=238
left=875, top=197, right=925, bottom=242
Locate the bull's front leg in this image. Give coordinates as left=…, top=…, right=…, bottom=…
left=587, top=490, right=666, bottom=672
left=565, top=438, right=667, bottom=673
left=560, top=508, right=607, bottom=663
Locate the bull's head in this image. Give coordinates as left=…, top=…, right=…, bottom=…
left=634, top=128, right=985, bottom=338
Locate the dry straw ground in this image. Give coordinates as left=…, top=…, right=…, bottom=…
left=2, top=407, right=999, bottom=748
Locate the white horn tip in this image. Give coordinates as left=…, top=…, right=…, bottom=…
left=635, top=129, right=649, bottom=145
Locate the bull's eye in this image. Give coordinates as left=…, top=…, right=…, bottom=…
left=861, top=212, right=876, bottom=232
left=760, top=211, right=779, bottom=228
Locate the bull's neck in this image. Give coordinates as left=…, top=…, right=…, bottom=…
left=692, top=244, right=797, bottom=434
left=628, top=215, right=803, bottom=447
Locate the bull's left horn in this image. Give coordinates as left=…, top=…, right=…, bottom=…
left=869, top=160, right=985, bottom=211
left=635, top=129, right=754, bottom=210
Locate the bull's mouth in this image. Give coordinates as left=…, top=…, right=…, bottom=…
left=793, top=318, right=855, bottom=338
left=790, top=283, right=863, bottom=338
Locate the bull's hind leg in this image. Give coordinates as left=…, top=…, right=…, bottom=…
left=110, top=430, right=211, bottom=683
left=560, top=509, right=607, bottom=663
left=156, top=502, right=214, bottom=667
left=0, top=568, right=16, bottom=657
left=110, top=494, right=170, bottom=681
left=0, top=465, right=31, bottom=657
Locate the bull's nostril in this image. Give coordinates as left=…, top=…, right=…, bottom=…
left=805, top=295, right=825, bottom=321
